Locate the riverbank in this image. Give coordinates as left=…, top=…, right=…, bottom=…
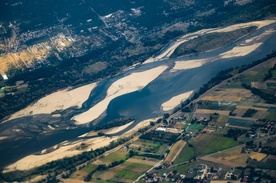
left=72, top=66, right=168, bottom=125
left=4, top=118, right=154, bottom=172
left=6, top=83, right=98, bottom=121
left=161, top=90, right=194, bottom=111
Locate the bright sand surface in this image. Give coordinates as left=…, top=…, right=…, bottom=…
left=8, top=83, right=97, bottom=120
left=105, top=121, right=134, bottom=135
left=123, top=118, right=156, bottom=135
left=72, top=66, right=168, bottom=124
left=161, top=90, right=194, bottom=111
left=143, top=20, right=276, bottom=64
left=220, top=43, right=262, bottom=59
left=5, top=118, right=155, bottom=172
left=208, top=20, right=276, bottom=33
left=170, top=59, right=207, bottom=72
left=5, top=136, right=117, bottom=172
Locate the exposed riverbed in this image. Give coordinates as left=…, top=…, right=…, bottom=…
left=0, top=20, right=275, bottom=170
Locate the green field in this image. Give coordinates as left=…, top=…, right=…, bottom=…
left=133, top=139, right=168, bottom=154
left=0, top=87, right=5, bottom=94
left=101, top=149, right=129, bottom=163
left=265, top=112, right=276, bottom=121
left=92, top=160, right=152, bottom=182
left=191, top=134, right=239, bottom=156
left=173, top=145, right=195, bottom=164
left=240, top=68, right=269, bottom=82
left=82, top=164, right=96, bottom=172
left=187, top=124, right=205, bottom=132
left=116, top=161, right=153, bottom=180
left=228, top=117, right=254, bottom=127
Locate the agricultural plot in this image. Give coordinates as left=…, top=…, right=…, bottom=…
left=266, top=81, right=276, bottom=87
left=187, top=124, right=205, bottom=132
left=250, top=152, right=267, bottom=161
left=265, top=107, right=276, bottom=121
left=265, top=112, right=276, bottom=121
left=70, top=164, right=96, bottom=180
left=198, top=100, right=236, bottom=111
left=173, top=121, right=186, bottom=130
left=206, top=146, right=248, bottom=166
left=196, top=109, right=230, bottom=116
left=100, top=149, right=129, bottom=164
left=92, top=159, right=153, bottom=182
left=200, top=156, right=245, bottom=167
left=216, top=115, right=229, bottom=127
left=165, top=140, right=187, bottom=163
left=240, top=68, right=270, bottom=82
left=131, top=139, right=169, bottom=155
left=191, top=134, right=239, bottom=156
left=231, top=107, right=248, bottom=117
left=173, top=145, right=195, bottom=164
left=201, top=89, right=252, bottom=102
left=139, top=131, right=179, bottom=143
left=248, top=157, right=276, bottom=170
left=227, top=117, right=255, bottom=128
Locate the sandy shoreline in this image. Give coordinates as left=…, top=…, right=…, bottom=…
left=72, top=66, right=168, bottom=124
left=220, top=43, right=262, bottom=58
left=161, top=90, right=194, bottom=111
left=105, top=121, right=134, bottom=135
left=171, top=59, right=207, bottom=72
left=5, top=136, right=117, bottom=172
left=5, top=118, right=155, bottom=172
left=143, top=19, right=276, bottom=65
left=7, top=83, right=97, bottom=121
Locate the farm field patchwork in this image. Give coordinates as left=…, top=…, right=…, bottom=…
left=173, top=144, right=195, bottom=164
left=165, top=140, right=187, bottom=163
left=92, top=159, right=154, bottom=182
left=191, top=134, right=239, bottom=156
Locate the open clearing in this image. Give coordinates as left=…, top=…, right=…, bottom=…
left=200, top=156, right=245, bottom=167
left=196, top=109, right=230, bottom=115
left=250, top=152, right=267, bottom=161
left=99, top=149, right=129, bottom=164
left=92, top=160, right=152, bottom=182
left=132, top=139, right=169, bottom=154
left=127, top=157, right=158, bottom=166
left=216, top=115, right=229, bottom=127
left=173, top=145, right=195, bottom=164
left=208, top=146, right=248, bottom=166
left=201, top=89, right=252, bottom=102
left=165, top=140, right=187, bottom=163
left=191, top=134, right=239, bottom=156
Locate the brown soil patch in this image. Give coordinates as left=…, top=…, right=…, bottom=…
left=62, top=178, right=86, bottom=183
left=201, top=89, right=252, bottom=101
left=250, top=152, right=267, bottom=161
left=196, top=109, right=230, bottom=115
left=70, top=170, right=89, bottom=180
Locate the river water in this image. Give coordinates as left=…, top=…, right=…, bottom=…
left=0, top=24, right=275, bottom=169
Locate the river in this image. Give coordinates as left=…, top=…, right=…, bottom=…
left=0, top=22, right=275, bottom=169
